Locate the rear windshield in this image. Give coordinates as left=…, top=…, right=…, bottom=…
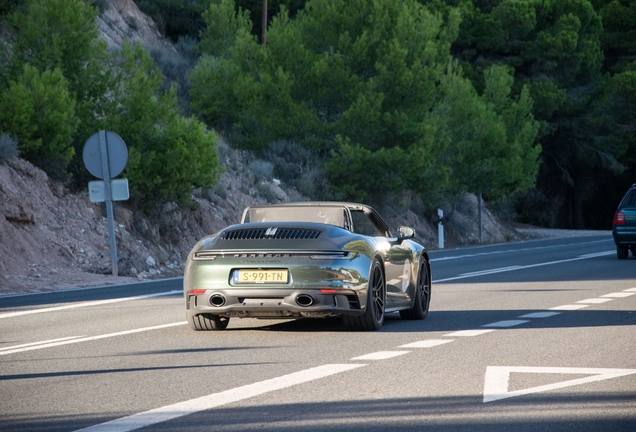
left=245, top=206, right=347, bottom=228
left=620, top=189, right=636, bottom=208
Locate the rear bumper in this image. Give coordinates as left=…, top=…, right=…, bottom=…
left=613, top=227, right=636, bottom=246
left=185, top=288, right=364, bottom=319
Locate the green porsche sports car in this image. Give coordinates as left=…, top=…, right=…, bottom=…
left=183, top=202, right=431, bottom=331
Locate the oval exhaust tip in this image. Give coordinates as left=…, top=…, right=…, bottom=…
left=296, top=294, right=314, bottom=307
left=210, top=294, right=226, bottom=307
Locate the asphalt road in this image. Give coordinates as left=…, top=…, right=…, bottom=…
left=1, top=234, right=635, bottom=431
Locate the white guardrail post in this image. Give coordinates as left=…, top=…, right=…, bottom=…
left=438, top=208, right=444, bottom=249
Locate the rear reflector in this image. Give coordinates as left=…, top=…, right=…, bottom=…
left=614, top=211, right=626, bottom=225
left=319, top=289, right=356, bottom=295
left=187, top=289, right=206, bottom=295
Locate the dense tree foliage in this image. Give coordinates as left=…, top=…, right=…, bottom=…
left=0, top=0, right=220, bottom=208
left=417, top=0, right=631, bottom=228
left=592, top=0, right=636, bottom=227
left=192, top=0, right=541, bottom=205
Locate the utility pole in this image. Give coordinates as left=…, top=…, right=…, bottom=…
left=262, top=0, right=268, bottom=46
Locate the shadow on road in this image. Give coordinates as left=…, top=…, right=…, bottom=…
left=2, top=393, right=634, bottom=432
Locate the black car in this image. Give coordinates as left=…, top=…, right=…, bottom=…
left=613, top=184, right=636, bottom=259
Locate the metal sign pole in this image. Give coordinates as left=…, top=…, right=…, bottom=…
left=99, top=130, right=118, bottom=276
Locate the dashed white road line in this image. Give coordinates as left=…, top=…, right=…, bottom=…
left=445, top=329, right=496, bottom=337
left=577, top=298, right=614, bottom=304
left=482, top=320, right=529, bottom=328
left=73, top=363, right=366, bottom=432
left=602, top=292, right=636, bottom=298
left=550, top=304, right=589, bottom=311
left=518, top=312, right=561, bottom=319
left=350, top=351, right=410, bottom=361
left=0, top=290, right=182, bottom=319
left=399, top=340, right=453, bottom=348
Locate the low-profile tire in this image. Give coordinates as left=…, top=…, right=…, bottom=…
left=617, top=245, right=629, bottom=260
left=400, top=260, right=431, bottom=320
left=343, top=258, right=385, bottom=331
left=189, top=313, right=230, bottom=331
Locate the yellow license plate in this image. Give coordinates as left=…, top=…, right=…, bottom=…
left=233, top=269, right=289, bottom=284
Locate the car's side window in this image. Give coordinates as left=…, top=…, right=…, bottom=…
left=623, top=190, right=636, bottom=208
left=351, top=211, right=384, bottom=236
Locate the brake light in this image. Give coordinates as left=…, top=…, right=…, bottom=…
left=613, top=211, right=626, bottom=225
left=187, top=289, right=206, bottom=295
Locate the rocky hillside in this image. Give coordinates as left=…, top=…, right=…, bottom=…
left=0, top=0, right=523, bottom=295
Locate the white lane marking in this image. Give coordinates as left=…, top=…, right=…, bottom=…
left=429, top=238, right=612, bottom=262
left=444, top=329, right=496, bottom=337
left=399, top=340, right=453, bottom=348
left=624, top=288, right=636, bottom=292
left=350, top=351, right=410, bottom=361
left=0, top=322, right=187, bottom=356
left=434, top=251, right=614, bottom=283
left=550, top=304, right=589, bottom=311
left=482, top=320, right=529, bottom=328
left=578, top=251, right=617, bottom=258
left=458, top=266, right=522, bottom=278
left=601, top=292, right=636, bottom=298
left=576, top=298, right=613, bottom=304
left=387, top=279, right=401, bottom=286
left=519, top=312, right=561, bottom=319
left=483, top=366, right=636, bottom=403
left=0, top=290, right=182, bottom=319
left=0, top=336, right=84, bottom=352
left=74, top=363, right=365, bottom=432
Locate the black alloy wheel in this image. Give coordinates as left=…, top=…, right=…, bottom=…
left=400, top=260, right=431, bottom=320
left=343, top=258, right=385, bottom=331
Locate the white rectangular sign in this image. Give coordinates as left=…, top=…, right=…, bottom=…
left=88, top=179, right=130, bottom=203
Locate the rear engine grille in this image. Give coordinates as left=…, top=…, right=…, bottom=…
left=193, top=251, right=350, bottom=260
left=222, top=228, right=321, bottom=240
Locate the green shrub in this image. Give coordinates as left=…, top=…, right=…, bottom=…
left=126, top=115, right=221, bottom=205
left=0, top=65, right=78, bottom=179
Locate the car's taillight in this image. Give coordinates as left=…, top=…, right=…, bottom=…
left=187, top=289, right=206, bottom=295
left=613, top=211, right=626, bottom=225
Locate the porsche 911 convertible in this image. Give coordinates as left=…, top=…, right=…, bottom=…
left=183, top=202, right=431, bottom=331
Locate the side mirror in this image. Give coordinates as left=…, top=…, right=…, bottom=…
left=397, top=226, right=415, bottom=242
